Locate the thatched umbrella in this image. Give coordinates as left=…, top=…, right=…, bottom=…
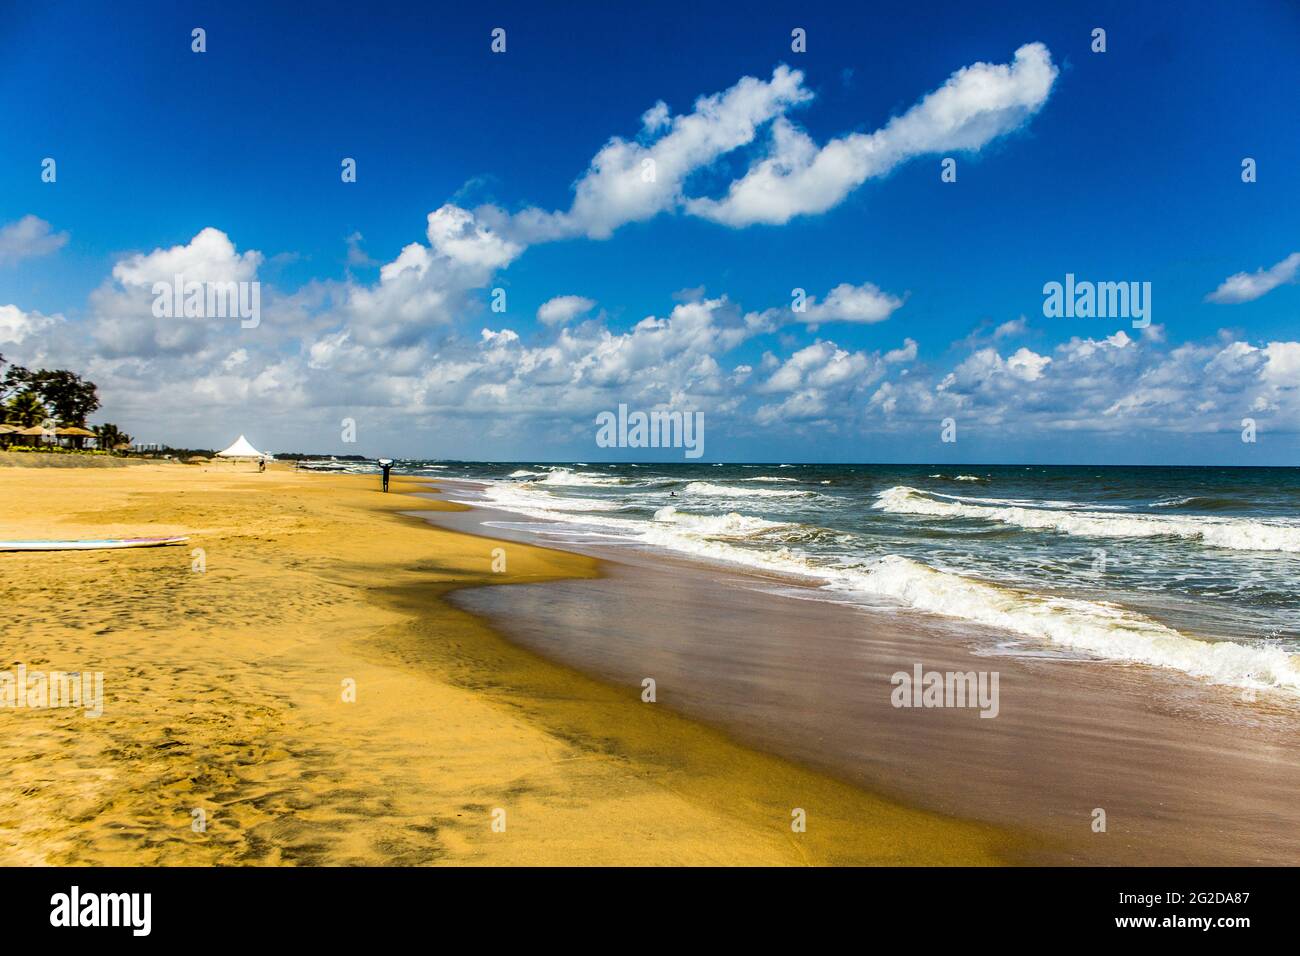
left=55, top=425, right=97, bottom=450
left=12, top=425, right=49, bottom=447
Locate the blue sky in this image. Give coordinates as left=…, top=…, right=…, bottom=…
left=2, top=1, right=1298, bottom=462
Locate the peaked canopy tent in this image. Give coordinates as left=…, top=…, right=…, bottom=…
left=215, top=435, right=265, bottom=458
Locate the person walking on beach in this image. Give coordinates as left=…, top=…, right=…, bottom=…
left=258, top=457, right=266, bottom=473
left=379, top=458, right=393, bottom=492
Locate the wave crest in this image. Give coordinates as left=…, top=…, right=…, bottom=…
left=874, top=486, right=1300, bottom=553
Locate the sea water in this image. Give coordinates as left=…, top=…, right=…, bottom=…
left=306, top=460, right=1300, bottom=692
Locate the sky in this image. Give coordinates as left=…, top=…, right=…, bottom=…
left=1, top=0, right=1298, bottom=463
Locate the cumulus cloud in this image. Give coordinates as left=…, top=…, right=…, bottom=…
left=879, top=328, right=1300, bottom=435
left=537, top=295, right=596, bottom=326
left=0, top=303, right=61, bottom=345
left=340, top=205, right=524, bottom=346
left=13, top=228, right=1300, bottom=452
left=111, top=227, right=261, bottom=289
left=687, top=43, right=1058, bottom=226
left=0, top=215, right=68, bottom=265
left=884, top=338, right=918, bottom=363
left=795, top=282, right=906, bottom=324
left=90, top=227, right=263, bottom=358
left=424, top=204, right=522, bottom=271
left=1206, top=251, right=1300, bottom=304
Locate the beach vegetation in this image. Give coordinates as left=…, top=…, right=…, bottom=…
left=4, top=390, right=46, bottom=427
left=1, top=353, right=117, bottom=450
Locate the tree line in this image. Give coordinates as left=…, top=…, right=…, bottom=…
left=1, top=353, right=131, bottom=451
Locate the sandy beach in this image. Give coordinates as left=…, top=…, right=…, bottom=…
left=0, top=460, right=1022, bottom=866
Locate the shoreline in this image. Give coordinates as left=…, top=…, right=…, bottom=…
left=0, top=462, right=1021, bottom=865
left=422, top=478, right=1300, bottom=866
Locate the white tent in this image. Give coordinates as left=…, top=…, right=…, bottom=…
left=215, top=434, right=265, bottom=458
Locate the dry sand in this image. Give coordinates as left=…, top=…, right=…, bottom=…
left=0, top=461, right=1022, bottom=865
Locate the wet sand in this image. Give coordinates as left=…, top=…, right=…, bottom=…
left=0, top=462, right=1020, bottom=865
left=429, top=480, right=1300, bottom=866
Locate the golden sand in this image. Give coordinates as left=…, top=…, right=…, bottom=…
left=0, top=461, right=1019, bottom=865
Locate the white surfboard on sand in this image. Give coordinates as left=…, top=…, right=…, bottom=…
left=0, top=536, right=188, bottom=552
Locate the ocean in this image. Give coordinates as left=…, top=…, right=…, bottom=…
left=305, top=460, right=1300, bottom=693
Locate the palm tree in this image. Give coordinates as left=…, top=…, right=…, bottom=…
left=93, top=423, right=126, bottom=454
left=6, top=391, right=46, bottom=428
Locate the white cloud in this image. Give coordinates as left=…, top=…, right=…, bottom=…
left=424, top=204, right=522, bottom=272
left=537, top=295, right=596, bottom=326
left=1262, top=341, right=1300, bottom=385
left=90, top=228, right=264, bottom=358
left=14, top=240, right=1300, bottom=451
left=884, top=338, right=918, bottom=363
left=111, top=227, right=260, bottom=288
left=495, top=65, right=813, bottom=242
left=1006, top=346, right=1051, bottom=381
left=994, top=317, right=1027, bottom=338
left=340, top=206, right=524, bottom=346
left=0, top=304, right=60, bottom=345
left=0, top=215, right=68, bottom=265
left=465, top=48, right=1056, bottom=247
left=687, top=43, right=1058, bottom=226
left=345, top=231, right=376, bottom=267
left=1206, top=252, right=1300, bottom=304
left=796, top=282, right=906, bottom=325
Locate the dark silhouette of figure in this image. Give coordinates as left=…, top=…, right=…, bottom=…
left=380, top=458, right=393, bottom=492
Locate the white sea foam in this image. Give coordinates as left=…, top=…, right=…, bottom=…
left=471, top=483, right=625, bottom=515
left=875, top=486, right=1300, bottom=552
left=682, top=481, right=812, bottom=498
left=652, top=505, right=791, bottom=538
left=465, top=479, right=1300, bottom=692
left=530, top=469, right=628, bottom=487
left=834, top=556, right=1300, bottom=691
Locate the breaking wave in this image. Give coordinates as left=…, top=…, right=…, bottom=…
left=875, top=486, right=1300, bottom=553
